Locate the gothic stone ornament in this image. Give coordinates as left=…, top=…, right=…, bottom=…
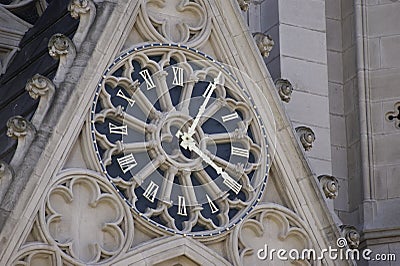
left=68, top=0, right=96, bottom=49
left=40, top=171, right=132, bottom=264
left=274, top=78, right=293, bottom=103
left=6, top=115, right=35, bottom=139
left=385, top=102, right=400, bottom=129
left=90, top=43, right=270, bottom=237
left=253, top=32, right=274, bottom=58
left=230, top=205, right=312, bottom=265
left=295, top=126, right=315, bottom=151
left=318, top=175, right=339, bottom=199
left=138, top=0, right=211, bottom=47
left=340, top=225, right=360, bottom=249
left=237, top=0, right=251, bottom=11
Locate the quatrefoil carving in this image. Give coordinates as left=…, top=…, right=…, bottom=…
left=386, top=102, right=400, bottom=129
left=140, top=0, right=210, bottom=46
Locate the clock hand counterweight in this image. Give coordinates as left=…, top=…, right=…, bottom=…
left=187, top=72, right=222, bottom=137
left=179, top=134, right=242, bottom=194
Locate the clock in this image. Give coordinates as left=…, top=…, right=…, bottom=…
left=90, top=43, right=270, bottom=237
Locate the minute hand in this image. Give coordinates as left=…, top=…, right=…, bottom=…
left=186, top=141, right=242, bottom=194
left=187, top=72, right=222, bottom=137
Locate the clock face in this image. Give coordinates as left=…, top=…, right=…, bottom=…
left=90, top=43, right=269, bottom=236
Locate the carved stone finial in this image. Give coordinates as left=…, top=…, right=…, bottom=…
left=318, top=175, right=339, bottom=199
left=340, top=225, right=360, bottom=249
left=253, top=32, right=274, bottom=58
left=237, top=0, right=251, bottom=11
left=48, top=33, right=76, bottom=86
left=48, top=33, right=73, bottom=59
left=25, top=74, right=54, bottom=100
left=25, top=74, right=56, bottom=128
left=68, top=0, right=96, bottom=49
left=275, top=79, right=293, bottom=103
left=385, top=102, right=400, bottom=129
left=68, top=0, right=92, bottom=18
left=295, top=126, right=316, bottom=151
left=6, top=116, right=35, bottom=139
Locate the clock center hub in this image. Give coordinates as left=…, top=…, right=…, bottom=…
left=152, top=111, right=205, bottom=169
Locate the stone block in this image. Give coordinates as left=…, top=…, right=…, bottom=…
left=280, top=24, right=327, bottom=64
left=327, top=50, right=343, bottom=83
left=308, top=157, right=332, bottom=175
left=341, top=0, right=354, bottom=19
left=281, top=56, right=329, bottom=96
left=331, top=145, right=348, bottom=177
left=342, top=13, right=355, bottom=51
left=306, top=126, right=332, bottom=161
left=265, top=56, right=281, bottom=81
left=373, top=134, right=400, bottom=166
left=326, top=0, right=341, bottom=19
left=260, top=0, right=279, bottom=32
left=370, top=102, right=384, bottom=134
left=284, top=90, right=330, bottom=128
left=326, top=18, right=342, bottom=52
left=343, top=45, right=357, bottom=82
left=387, top=165, right=400, bottom=199
left=348, top=176, right=363, bottom=208
left=370, top=68, right=400, bottom=100
left=279, top=0, right=326, bottom=31
left=367, top=37, right=381, bottom=70
left=330, top=115, right=347, bottom=147
left=345, top=111, right=361, bottom=145
left=374, top=166, right=388, bottom=200
left=334, top=177, right=348, bottom=211
left=343, top=79, right=357, bottom=115
left=329, top=82, right=344, bottom=115
left=367, top=3, right=400, bottom=37
left=381, top=35, right=400, bottom=68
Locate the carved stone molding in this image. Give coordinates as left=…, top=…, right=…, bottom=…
left=295, top=126, right=315, bottom=151
left=6, top=116, right=35, bottom=140
left=230, top=204, right=313, bottom=265
left=253, top=32, right=274, bottom=58
left=0, top=160, right=14, bottom=204
left=48, top=33, right=76, bottom=86
left=237, top=0, right=251, bottom=11
left=385, top=102, right=400, bottom=129
left=275, top=78, right=293, bottom=103
left=138, top=0, right=211, bottom=47
left=25, top=74, right=55, bottom=128
left=68, top=0, right=96, bottom=49
left=6, top=116, right=36, bottom=172
left=318, top=175, right=339, bottom=199
left=340, top=225, right=360, bottom=249
left=38, top=170, right=133, bottom=265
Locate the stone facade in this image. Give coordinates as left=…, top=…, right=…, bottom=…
left=0, top=0, right=398, bottom=265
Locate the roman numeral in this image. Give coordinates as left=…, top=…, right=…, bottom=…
left=116, top=89, right=135, bottom=107
left=117, top=153, right=137, bottom=174
left=139, top=69, right=155, bottom=90
left=223, top=175, right=242, bottom=194
left=172, top=66, right=184, bottom=86
left=109, top=123, right=128, bottom=135
left=231, top=146, right=249, bottom=158
left=177, top=196, right=187, bottom=216
left=221, top=112, right=239, bottom=122
left=143, top=181, right=159, bottom=203
left=206, top=194, right=219, bottom=213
